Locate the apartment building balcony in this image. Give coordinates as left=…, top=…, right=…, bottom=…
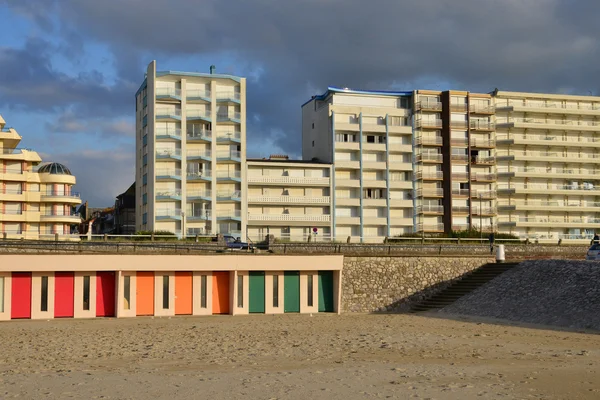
left=471, top=156, right=495, bottom=165
left=40, top=190, right=82, bottom=204
left=418, top=223, right=445, bottom=233
left=334, top=178, right=360, bottom=188
left=40, top=211, right=81, bottom=223
left=499, top=201, right=600, bottom=213
left=363, top=179, right=387, bottom=188
left=248, top=195, right=330, bottom=205
left=450, top=154, right=469, bottom=164
left=216, top=150, right=242, bottom=162
left=416, top=171, right=443, bottom=181
left=450, top=138, right=468, bottom=147
left=336, top=197, right=360, bottom=206
left=217, top=191, right=242, bottom=201
left=362, top=161, right=387, bottom=170
left=216, top=112, right=241, bottom=123
left=186, top=130, right=212, bottom=142
left=469, top=105, right=495, bottom=115
left=186, top=110, right=212, bottom=122
left=470, top=190, right=497, bottom=199
left=498, top=183, right=600, bottom=196
left=497, top=102, right=600, bottom=117
left=247, top=176, right=330, bottom=186
left=156, top=208, right=182, bottom=221
left=451, top=188, right=469, bottom=198
left=415, top=119, right=443, bottom=129
left=363, top=198, right=387, bottom=207
left=389, top=199, right=413, bottom=207
left=156, top=148, right=182, bottom=160
left=469, top=121, right=495, bottom=131
left=450, top=104, right=467, bottom=112
left=1, top=148, right=42, bottom=163
left=388, top=162, right=413, bottom=171
left=186, top=190, right=211, bottom=201
left=0, top=210, right=39, bottom=223
left=388, top=143, right=412, bottom=153
left=496, top=133, right=600, bottom=148
left=469, top=138, right=495, bottom=148
left=496, top=118, right=600, bottom=132
left=416, top=153, right=443, bottom=163
left=186, top=170, right=212, bottom=182
left=415, top=136, right=443, bottom=146
left=216, top=132, right=241, bottom=144
left=186, top=89, right=211, bottom=103
left=472, top=207, right=496, bottom=216
left=156, top=190, right=182, bottom=201
left=498, top=216, right=600, bottom=228
left=247, top=213, right=331, bottom=226
left=363, top=217, right=387, bottom=226
left=387, top=125, right=413, bottom=134
left=156, top=128, right=182, bottom=141
left=497, top=150, right=600, bottom=164
left=452, top=206, right=469, bottom=215
left=335, top=160, right=360, bottom=169
left=451, top=172, right=468, bottom=181
left=216, top=170, right=242, bottom=182
left=216, top=92, right=241, bottom=104
left=216, top=210, right=242, bottom=221
left=156, top=108, right=182, bottom=121
left=450, top=121, right=468, bottom=129
left=415, top=101, right=443, bottom=112
left=186, top=149, right=212, bottom=161
left=417, top=188, right=444, bottom=198
left=335, top=141, right=360, bottom=151
left=389, top=180, right=413, bottom=189
left=156, top=87, right=181, bottom=101
left=417, top=205, right=444, bottom=215
left=471, top=173, right=496, bottom=182
left=335, top=216, right=360, bottom=225
left=0, top=188, right=35, bottom=202
left=156, top=168, right=182, bottom=181
left=362, top=143, right=386, bottom=152
left=187, top=210, right=212, bottom=221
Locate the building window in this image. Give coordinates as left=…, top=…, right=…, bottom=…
left=83, top=276, right=90, bottom=311
left=143, top=134, right=147, bottom=146
left=143, top=174, right=147, bottom=185
left=143, top=154, right=147, bottom=166
left=143, top=213, right=147, bottom=225
left=41, top=276, right=49, bottom=312
left=143, top=95, right=147, bottom=108
left=273, top=275, right=279, bottom=308
left=237, top=275, right=243, bottom=308
left=200, top=275, right=207, bottom=308
left=162, top=276, right=169, bottom=309
left=307, top=275, right=314, bottom=307
left=142, top=193, right=147, bottom=205
left=124, top=276, right=131, bottom=310
left=142, top=115, right=148, bottom=127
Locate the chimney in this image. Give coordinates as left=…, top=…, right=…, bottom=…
left=210, top=65, right=216, bottom=74
left=269, top=154, right=289, bottom=161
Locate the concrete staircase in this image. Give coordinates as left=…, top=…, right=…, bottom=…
left=411, top=262, right=520, bottom=313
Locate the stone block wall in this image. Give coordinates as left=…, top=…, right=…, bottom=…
left=342, top=256, right=494, bottom=313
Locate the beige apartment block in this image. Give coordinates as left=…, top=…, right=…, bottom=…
left=246, top=155, right=333, bottom=241
left=494, top=90, right=600, bottom=241
left=135, top=61, right=247, bottom=239
left=414, top=90, right=497, bottom=235
left=0, top=115, right=81, bottom=240
left=302, top=87, right=414, bottom=243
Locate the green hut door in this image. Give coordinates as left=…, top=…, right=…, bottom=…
left=249, top=271, right=265, bottom=313
left=284, top=271, right=300, bottom=313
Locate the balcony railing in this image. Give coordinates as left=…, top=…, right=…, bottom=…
left=248, top=196, right=330, bottom=204
left=186, top=149, right=212, bottom=158
left=156, top=128, right=182, bottom=138
left=216, top=210, right=242, bottom=219
left=187, top=130, right=212, bottom=141
left=247, top=176, right=330, bottom=185
left=216, top=92, right=241, bottom=101
left=216, top=132, right=241, bottom=142
left=1, top=188, right=24, bottom=194
left=247, top=214, right=331, bottom=222
left=450, top=138, right=468, bottom=146
left=415, top=136, right=443, bottom=146
left=187, top=110, right=211, bottom=119
left=472, top=207, right=496, bottom=215
left=451, top=206, right=469, bottom=214
left=186, top=170, right=212, bottom=179
left=415, top=101, right=442, bottom=111
left=471, top=173, right=496, bottom=181
left=217, top=150, right=241, bottom=159
left=186, top=89, right=211, bottom=99
left=156, top=149, right=182, bottom=157
left=450, top=121, right=468, bottom=129
left=187, top=190, right=211, bottom=198
left=451, top=172, right=468, bottom=180
left=450, top=154, right=469, bottom=162
left=418, top=223, right=444, bottom=232
left=1, top=148, right=32, bottom=155
left=416, top=171, right=443, bottom=180
left=505, top=201, right=600, bottom=208
left=502, top=100, right=600, bottom=111
left=415, top=119, right=443, bottom=129
left=156, top=108, right=182, bottom=118
left=217, top=191, right=242, bottom=199
left=2, top=210, right=23, bottom=215
left=497, top=132, right=600, bottom=143
left=156, top=208, right=182, bottom=218
left=217, top=112, right=241, bottom=121
left=416, top=153, right=443, bottom=162
left=503, top=117, right=600, bottom=128
left=156, top=190, right=182, bottom=198
left=43, top=191, right=81, bottom=198
left=418, top=205, right=444, bottom=213
left=450, top=104, right=467, bottom=112
left=216, top=170, right=242, bottom=179
left=469, top=138, right=495, bottom=147
left=498, top=216, right=600, bottom=224
left=156, top=88, right=181, bottom=97
left=417, top=188, right=444, bottom=197
left=187, top=210, right=212, bottom=220
left=470, top=105, right=495, bottom=113
left=498, top=183, right=600, bottom=191
left=471, top=156, right=495, bottom=164
left=156, top=168, right=182, bottom=177
left=451, top=188, right=469, bottom=196
left=469, top=121, right=495, bottom=130
left=471, top=190, right=496, bottom=198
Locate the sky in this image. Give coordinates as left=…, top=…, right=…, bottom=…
left=1, top=0, right=599, bottom=207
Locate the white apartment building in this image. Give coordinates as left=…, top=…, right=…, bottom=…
left=302, top=87, right=414, bottom=243
left=0, top=115, right=81, bottom=240
left=135, top=61, right=247, bottom=239
left=494, top=90, right=600, bottom=241
left=246, top=155, right=332, bottom=241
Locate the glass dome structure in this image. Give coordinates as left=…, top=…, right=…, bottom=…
left=37, top=162, right=72, bottom=175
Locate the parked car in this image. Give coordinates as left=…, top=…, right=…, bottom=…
left=224, top=235, right=253, bottom=250
left=586, top=244, right=600, bottom=260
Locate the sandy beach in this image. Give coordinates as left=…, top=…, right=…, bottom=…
left=0, top=313, right=598, bottom=399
